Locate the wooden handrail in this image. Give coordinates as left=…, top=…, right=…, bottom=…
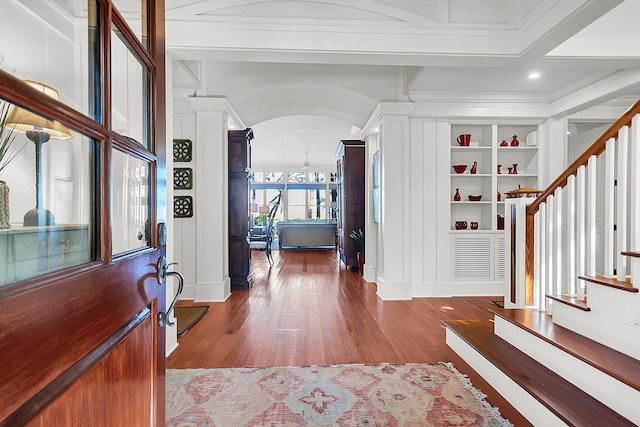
left=527, top=98, right=640, bottom=216
left=524, top=98, right=640, bottom=307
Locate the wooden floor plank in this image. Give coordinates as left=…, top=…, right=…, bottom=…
left=167, top=250, right=529, bottom=425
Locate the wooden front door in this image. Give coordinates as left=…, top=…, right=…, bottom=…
left=0, top=1, right=167, bottom=425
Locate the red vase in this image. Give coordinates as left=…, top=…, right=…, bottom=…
left=357, top=252, right=365, bottom=275
left=454, top=188, right=461, bottom=201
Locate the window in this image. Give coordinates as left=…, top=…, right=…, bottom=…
left=286, top=188, right=326, bottom=220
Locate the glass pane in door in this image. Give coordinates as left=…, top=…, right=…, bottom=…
left=0, top=98, right=95, bottom=287
left=111, top=26, right=151, bottom=149
left=111, top=150, right=150, bottom=254
left=111, top=0, right=149, bottom=49
left=0, top=1, right=93, bottom=117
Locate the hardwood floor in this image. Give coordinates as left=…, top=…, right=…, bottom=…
left=167, top=249, right=531, bottom=426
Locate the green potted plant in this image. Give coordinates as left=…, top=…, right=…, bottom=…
left=0, top=100, right=25, bottom=229
left=350, top=228, right=365, bottom=274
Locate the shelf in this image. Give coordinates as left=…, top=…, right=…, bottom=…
left=449, top=229, right=502, bottom=234
left=451, top=146, right=492, bottom=151
left=497, top=146, right=537, bottom=151
left=451, top=201, right=491, bottom=204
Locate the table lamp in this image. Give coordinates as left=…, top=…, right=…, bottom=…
left=6, top=81, right=72, bottom=226
left=259, top=205, right=269, bottom=226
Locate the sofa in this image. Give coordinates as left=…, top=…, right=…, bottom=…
left=275, top=221, right=336, bottom=250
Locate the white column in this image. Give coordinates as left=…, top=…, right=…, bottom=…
left=363, top=132, right=379, bottom=283
left=376, top=114, right=412, bottom=300
left=409, top=117, right=440, bottom=296
left=165, top=57, right=178, bottom=356
left=188, top=97, right=244, bottom=301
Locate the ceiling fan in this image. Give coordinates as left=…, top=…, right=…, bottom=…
left=301, top=151, right=321, bottom=170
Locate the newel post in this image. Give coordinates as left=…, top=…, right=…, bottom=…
left=504, top=196, right=538, bottom=308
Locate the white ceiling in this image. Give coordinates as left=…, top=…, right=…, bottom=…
left=165, top=0, right=640, bottom=167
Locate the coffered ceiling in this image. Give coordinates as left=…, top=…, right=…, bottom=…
left=162, top=0, right=639, bottom=166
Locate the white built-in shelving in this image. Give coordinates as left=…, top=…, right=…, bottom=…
left=450, top=123, right=539, bottom=232
left=449, top=122, right=540, bottom=284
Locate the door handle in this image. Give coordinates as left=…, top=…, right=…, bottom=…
left=156, top=256, right=184, bottom=327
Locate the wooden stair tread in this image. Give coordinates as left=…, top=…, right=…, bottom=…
left=490, top=308, right=640, bottom=392
left=443, top=319, right=636, bottom=426
left=546, top=294, right=590, bottom=311
left=578, top=275, right=638, bottom=292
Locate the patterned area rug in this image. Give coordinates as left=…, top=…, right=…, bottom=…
left=166, top=363, right=513, bottom=426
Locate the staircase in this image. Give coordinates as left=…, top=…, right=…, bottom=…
left=444, top=99, right=640, bottom=426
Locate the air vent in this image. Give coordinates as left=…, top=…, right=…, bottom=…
left=452, top=236, right=491, bottom=279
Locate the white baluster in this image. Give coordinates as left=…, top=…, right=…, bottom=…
left=587, top=155, right=597, bottom=279
left=537, top=203, right=546, bottom=310
left=566, top=174, right=576, bottom=296
left=555, top=187, right=563, bottom=296
left=546, top=194, right=555, bottom=313
left=603, top=138, right=616, bottom=278
left=576, top=165, right=586, bottom=300
left=630, top=115, right=640, bottom=284
left=616, top=126, right=629, bottom=281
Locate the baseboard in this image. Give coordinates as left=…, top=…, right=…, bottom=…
left=376, top=277, right=411, bottom=300
left=411, top=282, right=451, bottom=297
left=363, top=265, right=376, bottom=282
left=165, top=341, right=179, bottom=357
left=180, top=284, right=196, bottom=300
left=194, top=278, right=231, bottom=302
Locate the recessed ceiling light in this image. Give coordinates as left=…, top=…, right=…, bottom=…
left=528, top=72, right=541, bottom=79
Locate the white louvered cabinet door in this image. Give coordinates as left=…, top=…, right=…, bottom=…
left=451, top=234, right=495, bottom=281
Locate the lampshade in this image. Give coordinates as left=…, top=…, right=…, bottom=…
left=250, top=203, right=258, bottom=213
left=5, top=81, right=73, bottom=140
left=259, top=206, right=269, bottom=214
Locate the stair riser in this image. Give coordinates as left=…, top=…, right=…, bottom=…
left=631, top=257, right=639, bottom=286
left=445, top=329, right=567, bottom=427
left=552, top=288, right=640, bottom=359
left=494, top=317, right=640, bottom=424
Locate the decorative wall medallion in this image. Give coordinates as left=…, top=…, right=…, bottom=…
left=173, top=168, right=193, bottom=189
left=174, top=196, right=193, bottom=218
left=173, top=139, right=192, bottom=162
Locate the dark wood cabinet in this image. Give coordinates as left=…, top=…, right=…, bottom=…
left=228, top=128, right=253, bottom=289
left=336, top=140, right=365, bottom=269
